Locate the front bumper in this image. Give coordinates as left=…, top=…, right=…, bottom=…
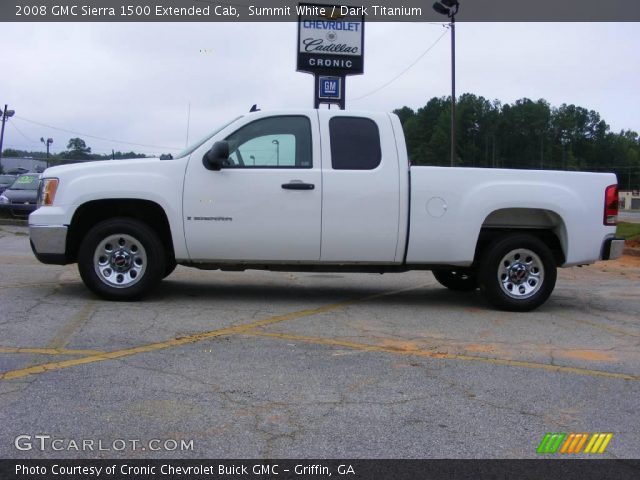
left=601, top=237, right=625, bottom=261
left=29, top=224, right=70, bottom=265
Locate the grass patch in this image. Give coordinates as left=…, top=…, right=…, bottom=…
left=617, top=222, right=640, bottom=240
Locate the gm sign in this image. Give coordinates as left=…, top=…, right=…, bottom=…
left=297, top=3, right=364, bottom=109
left=319, top=76, right=341, bottom=99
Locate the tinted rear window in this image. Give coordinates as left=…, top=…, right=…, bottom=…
left=329, top=117, right=382, bottom=170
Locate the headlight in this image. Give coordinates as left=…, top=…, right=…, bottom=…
left=0, top=194, right=9, bottom=204
left=37, top=178, right=59, bottom=207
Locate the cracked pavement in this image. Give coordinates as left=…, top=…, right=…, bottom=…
left=0, top=225, right=639, bottom=458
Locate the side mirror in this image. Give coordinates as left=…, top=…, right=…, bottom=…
left=202, top=141, right=229, bottom=171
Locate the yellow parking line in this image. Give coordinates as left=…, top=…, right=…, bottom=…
left=0, top=285, right=427, bottom=381
left=0, top=347, right=105, bottom=356
left=245, top=331, right=640, bottom=382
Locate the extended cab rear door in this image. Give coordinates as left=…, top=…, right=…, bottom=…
left=318, top=111, right=401, bottom=263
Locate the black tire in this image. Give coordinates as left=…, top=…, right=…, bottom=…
left=163, top=258, right=178, bottom=279
left=78, top=217, right=165, bottom=301
left=433, top=269, right=478, bottom=291
left=478, top=233, right=557, bottom=312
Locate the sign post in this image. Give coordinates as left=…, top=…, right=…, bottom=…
left=297, top=3, right=365, bottom=109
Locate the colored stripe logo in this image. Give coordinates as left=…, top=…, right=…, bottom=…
left=537, top=433, right=613, bottom=454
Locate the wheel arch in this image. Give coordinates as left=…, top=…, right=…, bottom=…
left=474, top=208, right=567, bottom=266
left=66, top=199, right=175, bottom=263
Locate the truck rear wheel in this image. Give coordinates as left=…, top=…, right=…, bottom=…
left=432, top=269, right=478, bottom=291
left=478, top=233, right=556, bottom=312
left=78, top=218, right=165, bottom=300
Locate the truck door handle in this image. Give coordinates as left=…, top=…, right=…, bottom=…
left=281, top=181, right=315, bottom=190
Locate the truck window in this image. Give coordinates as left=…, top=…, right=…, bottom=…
left=329, top=117, right=381, bottom=170
left=224, top=116, right=312, bottom=168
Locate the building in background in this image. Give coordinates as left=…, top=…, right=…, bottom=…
left=619, top=190, right=640, bottom=211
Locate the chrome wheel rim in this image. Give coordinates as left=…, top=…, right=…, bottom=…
left=497, top=248, right=544, bottom=299
left=93, top=234, right=147, bottom=288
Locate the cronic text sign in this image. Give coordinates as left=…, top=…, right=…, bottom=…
left=297, top=3, right=365, bottom=76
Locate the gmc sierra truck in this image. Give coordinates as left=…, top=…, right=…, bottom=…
left=29, top=110, right=624, bottom=311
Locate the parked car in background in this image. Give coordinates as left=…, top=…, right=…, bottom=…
left=0, top=173, right=40, bottom=217
left=0, top=174, right=17, bottom=195
left=6, top=167, right=29, bottom=175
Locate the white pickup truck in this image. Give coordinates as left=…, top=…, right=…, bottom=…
left=29, top=109, right=624, bottom=311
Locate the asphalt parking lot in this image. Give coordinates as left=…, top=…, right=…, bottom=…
left=0, top=224, right=639, bottom=459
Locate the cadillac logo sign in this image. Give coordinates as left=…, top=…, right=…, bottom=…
left=297, top=3, right=365, bottom=76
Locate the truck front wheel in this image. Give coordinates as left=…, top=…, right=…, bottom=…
left=163, top=258, right=177, bottom=279
left=78, top=218, right=166, bottom=300
left=478, top=234, right=557, bottom=312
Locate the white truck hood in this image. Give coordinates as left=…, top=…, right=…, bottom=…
left=40, top=157, right=187, bottom=209
left=43, top=158, right=161, bottom=178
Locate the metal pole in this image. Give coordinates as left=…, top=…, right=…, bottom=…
left=0, top=105, right=7, bottom=171
left=272, top=139, right=280, bottom=166
left=450, top=17, right=456, bottom=167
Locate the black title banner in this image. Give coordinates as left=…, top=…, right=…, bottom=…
left=2, top=459, right=640, bottom=480
left=3, top=0, right=640, bottom=22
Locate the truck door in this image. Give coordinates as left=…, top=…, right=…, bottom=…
left=318, top=112, right=401, bottom=263
left=183, top=114, right=322, bottom=262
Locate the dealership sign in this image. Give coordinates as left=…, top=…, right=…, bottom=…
left=318, top=76, right=342, bottom=99
left=297, top=3, right=364, bottom=108
left=297, top=3, right=365, bottom=75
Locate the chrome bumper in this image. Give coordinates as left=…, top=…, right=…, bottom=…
left=29, top=224, right=68, bottom=258
left=601, top=237, right=625, bottom=261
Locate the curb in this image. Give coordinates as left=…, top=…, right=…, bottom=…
left=0, top=218, right=28, bottom=226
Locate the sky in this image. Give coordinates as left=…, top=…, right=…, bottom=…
left=1, top=22, right=639, bottom=157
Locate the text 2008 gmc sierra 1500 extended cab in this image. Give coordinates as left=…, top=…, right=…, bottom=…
left=29, top=110, right=624, bottom=311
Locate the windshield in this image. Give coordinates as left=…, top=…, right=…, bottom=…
left=174, top=116, right=242, bottom=159
left=0, top=175, right=16, bottom=185
left=10, top=174, right=40, bottom=190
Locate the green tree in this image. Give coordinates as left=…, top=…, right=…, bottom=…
left=396, top=94, right=640, bottom=190
left=64, top=138, right=92, bottom=159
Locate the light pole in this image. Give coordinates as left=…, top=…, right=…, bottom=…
left=41, top=137, right=53, bottom=168
left=560, top=134, right=570, bottom=170
left=433, top=0, right=459, bottom=167
left=0, top=104, right=16, bottom=172
left=272, top=139, right=280, bottom=166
